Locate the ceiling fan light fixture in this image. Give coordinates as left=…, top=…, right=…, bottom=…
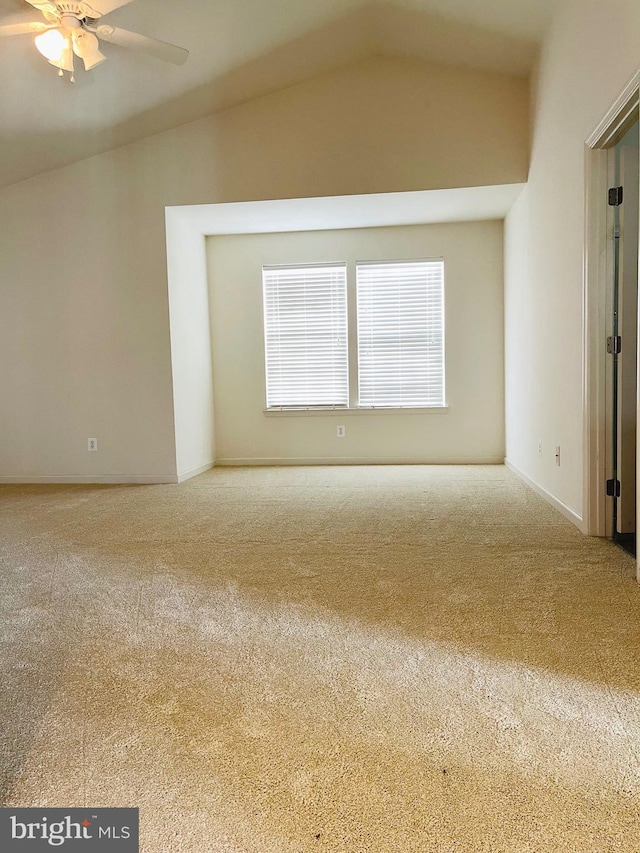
left=34, top=27, right=66, bottom=61
left=48, top=40, right=74, bottom=73
left=72, top=30, right=105, bottom=70
left=3, top=0, right=188, bottom=81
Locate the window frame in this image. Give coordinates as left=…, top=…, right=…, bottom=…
left=262, top=257, right=447, bottom=414
left=355, top=257, right=446, bottom=410
left=262, top=261, right=350, bottom=410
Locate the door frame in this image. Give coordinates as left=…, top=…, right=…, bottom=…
left=583, top=68, right=639, bottom=545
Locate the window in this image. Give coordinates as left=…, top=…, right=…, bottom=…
left=263, top=263, right=348, bottom=408
left=356, top=260, right=445, bottom=407
left=263, top=258, right=445, bottom=411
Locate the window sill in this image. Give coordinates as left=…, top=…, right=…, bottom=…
left=263, top=406, right=449, bottom=417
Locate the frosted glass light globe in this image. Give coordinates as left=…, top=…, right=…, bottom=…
left=35, top=29, right=66, bottom=62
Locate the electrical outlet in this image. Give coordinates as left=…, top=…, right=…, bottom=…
left=538, top=439, right=542, bottom=455
left=555, top=446, right=560, bottom=466
left=336, top=425, right=346, bottom=438
left=88, top=438, right=98, bottom=452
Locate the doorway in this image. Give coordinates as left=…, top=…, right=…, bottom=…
left=584, top=70, right=640, bottom=582
left=610, top=120, right=639, bottom=556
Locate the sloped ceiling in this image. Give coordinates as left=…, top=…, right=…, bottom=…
left=0, top=0, right=557, bottom=188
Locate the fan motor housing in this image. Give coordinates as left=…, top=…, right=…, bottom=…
left=53, top=2, right=104, bottom=21
left=60, top=13, right=82, bottom=28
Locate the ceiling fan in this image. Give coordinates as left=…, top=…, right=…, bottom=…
left=0, top=0, right=189, bottom=81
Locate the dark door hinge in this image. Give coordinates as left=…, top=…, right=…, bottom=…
left=609, top=186, right=623, bottom=206
left=607, top=335, right=622, bottom=354
left=606, top=479, right=621, bottom=497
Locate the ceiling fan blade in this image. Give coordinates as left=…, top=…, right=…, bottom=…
left=0, top=20, right=48, bottom=37
left=23, top=0, right=57, bottom=13
left=96, top=25, right=188, bottom=65
left=83, top=0, right=134, bottom=16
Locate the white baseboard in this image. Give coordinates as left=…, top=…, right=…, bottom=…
left=504, top=458, right=585, bottom=531
left=177, top=462, right=215, bottom=483
left=0, top=474, right=179, bottom=485
left=216, top=456, right=505, bottom=466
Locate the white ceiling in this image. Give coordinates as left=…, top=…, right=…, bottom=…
left=0, top=0, right=558, bottom=188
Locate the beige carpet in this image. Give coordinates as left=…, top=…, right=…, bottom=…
left=1, top=465, right=639, bottom=852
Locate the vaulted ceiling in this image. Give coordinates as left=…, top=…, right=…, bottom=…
left=0, top=0, right=559, bottom=188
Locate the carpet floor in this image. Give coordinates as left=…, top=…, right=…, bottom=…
left=1, top=465, right=639, bottom=852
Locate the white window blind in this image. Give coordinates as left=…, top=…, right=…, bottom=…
left=263, top=263, right=349, bottom=408
left=356, top=259, right=445, bottom=407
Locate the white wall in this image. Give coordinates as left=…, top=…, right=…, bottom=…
left=208, top=55, right=529, bottom=200
left=504, top=0, right=640, bottom=521
left=0, top=154, right=179, bottom=482
left=0, top=56, right=527, bottom=481
left=207, top=221, right=505, bottom=464
left=166, top=212, right=215, bottom=481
